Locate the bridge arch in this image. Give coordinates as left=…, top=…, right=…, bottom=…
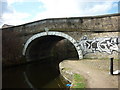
left=23, top=31, right=83, bottom=59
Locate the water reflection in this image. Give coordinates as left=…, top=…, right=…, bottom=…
left=2, top=59, right=68, bottom=88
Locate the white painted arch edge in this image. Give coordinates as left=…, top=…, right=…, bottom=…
left=23, top=31, right=83, bottom=59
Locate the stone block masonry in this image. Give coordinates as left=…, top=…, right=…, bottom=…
left=78, top=35, right=120, bottom=59
left=1, top=13, right=120, bottom=64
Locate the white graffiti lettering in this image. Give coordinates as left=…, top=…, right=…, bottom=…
left=78, top=36, right=120, bottom=55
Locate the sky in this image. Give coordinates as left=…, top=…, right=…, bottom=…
left=0, top=0, right=119, bottom=28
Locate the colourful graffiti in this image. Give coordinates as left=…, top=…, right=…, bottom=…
left=78, top=36, right=120, bottom=55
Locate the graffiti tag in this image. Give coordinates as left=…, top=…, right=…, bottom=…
left=78, top=36, right=120, bottom=55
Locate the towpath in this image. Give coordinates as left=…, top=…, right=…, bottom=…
left=61, top=59, right=119, bottom=88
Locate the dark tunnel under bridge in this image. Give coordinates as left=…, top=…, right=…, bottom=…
left=23, top=32, right=83, bottom=62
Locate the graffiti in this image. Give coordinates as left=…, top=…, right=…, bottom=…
left=78, top=36, right=120, bottom=55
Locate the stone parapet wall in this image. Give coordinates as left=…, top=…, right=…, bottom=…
left=1, top=13, right=120, bottom=34
left=24, top=13, right=119, bottom=32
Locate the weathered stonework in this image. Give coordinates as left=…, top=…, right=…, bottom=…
left=1, top=13, right=120, bottom=62
left=78, top=36, right=120, bottom=59
left=23, top=31, right=83, bottom=60
left=59, top=61, right=73, bottom=83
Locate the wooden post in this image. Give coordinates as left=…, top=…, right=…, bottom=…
left=110, top=58, right=114, bottom=75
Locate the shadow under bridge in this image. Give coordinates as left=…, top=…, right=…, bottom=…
left=23, top=32, right=82, bottom=62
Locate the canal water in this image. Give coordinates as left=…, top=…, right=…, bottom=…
left=2, top=59, right=69, bottom=89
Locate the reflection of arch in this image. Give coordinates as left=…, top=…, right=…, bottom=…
left=23, top=31, right=83, bottom=59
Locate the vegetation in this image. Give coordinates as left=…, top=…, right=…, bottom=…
left=71, top=73, right=86, bottom=89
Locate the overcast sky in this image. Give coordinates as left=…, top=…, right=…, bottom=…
left=0, top=0, right=119, bottom=28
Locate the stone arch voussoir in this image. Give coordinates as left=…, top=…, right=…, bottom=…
left=23, top=31, right=83, bottom=59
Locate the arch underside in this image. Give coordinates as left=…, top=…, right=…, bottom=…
left=23, top=31, right=83, bottom=60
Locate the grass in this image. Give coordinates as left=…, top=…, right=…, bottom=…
left=71, top=73, right=86, bottom=88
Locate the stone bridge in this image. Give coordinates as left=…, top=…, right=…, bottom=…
left=1, top=13, right=120, bottom=63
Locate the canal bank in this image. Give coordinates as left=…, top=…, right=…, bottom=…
left=2, top=58, right=119, bottom=89
left=59, top=59, right=119, bottom=88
